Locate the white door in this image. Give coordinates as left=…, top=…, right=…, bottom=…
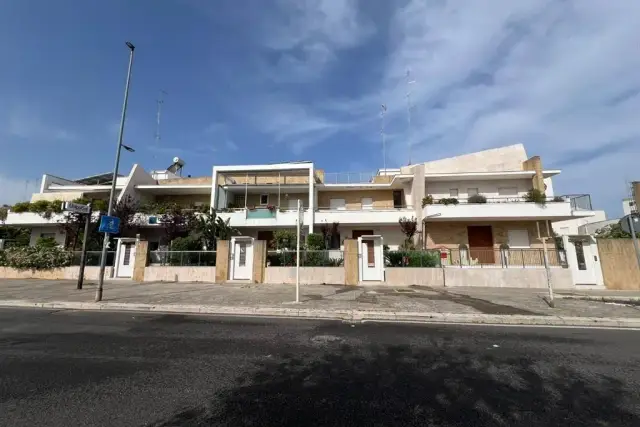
left=232, top=239, right=253, bottom=280
left=361, top=238, right=383, bottom=281
left=572, top=240, right=597, bottom=284
left=117, top=242, right=136, bottom=278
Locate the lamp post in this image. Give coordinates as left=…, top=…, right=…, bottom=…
left=96, top=41, right=136, bottom=302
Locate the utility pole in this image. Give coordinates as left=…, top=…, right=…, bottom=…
left=96, top=41, right=136, bottom=302
left=77, top=203, right=92, bottom=290
left=380, top=104, right=387, bottom=174
left=406, top=69, right=415, bottom=165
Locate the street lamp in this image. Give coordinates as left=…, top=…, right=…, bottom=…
left=95, top=41, right=136, bottom=302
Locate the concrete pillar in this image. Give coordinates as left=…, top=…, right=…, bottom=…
left=308, top=165, right=314, bottom=234
left=215, top=240, right=230, bottom=283
left=252, top=240, right=266, bottom=283
left=132, top=240, right=149, bottom=282
left=344, top=239, right=359, bottom=285
left=211, top=168, right=218, bottom=210
left=522, top=156, right=545, bottom=192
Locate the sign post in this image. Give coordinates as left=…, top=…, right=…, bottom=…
left=64, top=202, right=92, bottom=290
left=295, top=199, right=302, bottom=303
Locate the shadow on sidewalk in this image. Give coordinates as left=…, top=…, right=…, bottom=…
left=147, top=345, right=637, bottom=426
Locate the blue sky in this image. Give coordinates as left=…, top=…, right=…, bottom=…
left=1, top=0, right=639, bottom=217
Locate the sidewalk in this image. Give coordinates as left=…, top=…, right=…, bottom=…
left=1, top=279, right=639, bottom=328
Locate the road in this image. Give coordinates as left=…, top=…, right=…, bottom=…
left=0, top=309, right=639, bottom=427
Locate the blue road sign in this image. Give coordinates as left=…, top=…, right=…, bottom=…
left=99, top=215, right=121, bottom=234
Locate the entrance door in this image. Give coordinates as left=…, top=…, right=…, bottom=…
left=353, top=230, right=374, bottom=240
left=117, top=242, right=136, bottom=277
left=232, top=239, right=253, bottom=280
left=572, top=240, right=597, bottom=284
left=360, top=238, right=383, bottom=281
left=467, top=226, right=494, bottom=264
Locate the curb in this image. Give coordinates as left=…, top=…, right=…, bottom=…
left=1, top=300, right=639, bottom=329
left=555, top=294, right=640, bottom=305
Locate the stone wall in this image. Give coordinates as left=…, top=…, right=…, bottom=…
left=384, top=268, right=444, bottom=286
left=597, top=238, right=640, bottom=290
left=0, top=266, right=114, bottom=280
left=143, top=266, right=216, bottom=282
left=317, top=190, right=395, bottom=209
left=265, top=267, right=345, bottom=285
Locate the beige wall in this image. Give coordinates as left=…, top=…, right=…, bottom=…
left=317, top=190, right=395, bottom=209
left=265, top=267, right=345, bottom=285
left=158, top=176, right=212, bottom=185
left=443, top=268, right=574, bottom=289
left=522, top=156, right=545, bottom=192
left=385, top=268, right=444, bottom=286
left=31, top=191, right=87, bottom=202
left=597, top=239, right=640, bottom=290
left=215, top=240, right=230, bottom=282
left=143, top=266, right=216, bottom=282
left=425, top=221, right=545, bottom=249
left=0, top=266, right=114, bottom=280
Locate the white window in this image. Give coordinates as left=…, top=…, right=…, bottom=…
left=498, top=187, right=518, bottom=197
left=361, top=198, right=373, bottom=210
left=467, top=188, right=479, bottom=197
left=330, top=199, right=346, bottom=210
left=449, top=188, right=459, bottom=197
left=507, top=230, right=530, bottom=248
left=259, top=194, right=269, bottom=205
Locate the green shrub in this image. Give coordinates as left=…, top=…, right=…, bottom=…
left=2, top=246, right=73, bottom=270
left=306, top=233, right=325, bottom=250
left=11, top=202, right=31, bottom=213
left=468, top=194, right=487, bottom=204
left=385, top=250, right=440, bottom=267
left=438, top=198, right=459, bottom=206
left=267, top=251, right=296, bottom=266
left=0, top=250, right=6, bottom=266
left=273, top=229, right=296, bottom=250
left=421, top=195, right=434, bottom=207
left=524, top=189, right=546, bottom=204
left=170, top=236, right=202, bottom=251
left=552, top=196, right=565, bottom=203
left=35, top=236, right=58, bottom=248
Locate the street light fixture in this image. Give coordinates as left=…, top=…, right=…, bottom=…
left=95, top=41, right=136, bottom=302
left=121, top=144, right=135, bottom=152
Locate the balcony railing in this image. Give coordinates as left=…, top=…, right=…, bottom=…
left=316, top=205, right=413, bottom=211
left=441, top=248, right=567, bottom=268
left=322, top=172, right=377, bottom=184
left=423, top=194, right=591, bottom=209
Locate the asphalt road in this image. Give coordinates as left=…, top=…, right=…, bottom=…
left=0, top=309, right=639, bottom=427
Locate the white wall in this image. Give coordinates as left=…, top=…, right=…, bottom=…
left=425, top=178, right=533, bottom=200
left=553, top=210, right=607, bottom=236
left=29, top=226, right=66, bottom=246
left=117, top=164, right=156, bottom=204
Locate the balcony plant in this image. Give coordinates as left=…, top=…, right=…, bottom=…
left=438, top=197, right=459, bottom=205
left=524, top=189, right=546, bottom=204
left=468, top=194, right=487, bottom=204
left=552, top=196, right=565, bottom=202
left=267, top=204, right=277, bottom=213
left=10, top=202, right=31, bottom=213
left=421, top=195, right=434, bottom=207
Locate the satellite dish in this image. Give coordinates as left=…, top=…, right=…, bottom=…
left=619, top=214, right=640, bottom=234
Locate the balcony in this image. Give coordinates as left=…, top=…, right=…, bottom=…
left=422, top=196, right=594, bottom=221
left=217, top=208, right=310, bottom=227
left=315, top=207, right=414, bottom=225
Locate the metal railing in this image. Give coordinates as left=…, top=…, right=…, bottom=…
left=427, top=196, right=569, bottom=205
left=149, top=251, right=217, bottom=267
left=385, top=250, right=443, bottom=267
left=266, top=250, right=344, bottom=267
left=317, top=205, right=413, bottom=211
left=440, top=248, right=567, bottom=268
left=71, top=251, right=116, bottom=266
left=322, top=172, right=377, bottom=184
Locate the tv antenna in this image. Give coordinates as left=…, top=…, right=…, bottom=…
left=380, top=104, right=387, bottom=174
left=154, top=90, right=167, bottom=158
left=406, top=69, right=415, bottom=165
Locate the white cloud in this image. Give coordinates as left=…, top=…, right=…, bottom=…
left=0, top=175, right=40, bottom=205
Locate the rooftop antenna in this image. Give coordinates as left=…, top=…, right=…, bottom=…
left=154, top=90, right=167, bottom=159
left=380, top=104, right=387, bottom=174
left=406, top=69, right=415, bottom=165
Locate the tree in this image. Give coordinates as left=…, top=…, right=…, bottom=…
left=194, top=211, right=238, bottom=250
left=273, top=230, right=296, bottom=250
left=595, top=223, right=638, bottom=239
left=398, top=216, right=418, bottom=251
left=159, top=203, right=197, bottom=244
left=111, top=195, right=140, bottom=237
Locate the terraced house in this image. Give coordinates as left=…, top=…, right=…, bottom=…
left=1, top=144, right=603, bottom=287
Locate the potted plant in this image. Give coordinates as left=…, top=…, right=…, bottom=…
left=468, top=194, right=487, bottom=204
left=267, top=204, right=277, bottom=213
left=421, top=195, right=434, bottom=207
left=552, top=196, right=565, bottom=202
left=524, top=189, right=546, bottom=204
left=438, top=197, right=459, bottom=206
